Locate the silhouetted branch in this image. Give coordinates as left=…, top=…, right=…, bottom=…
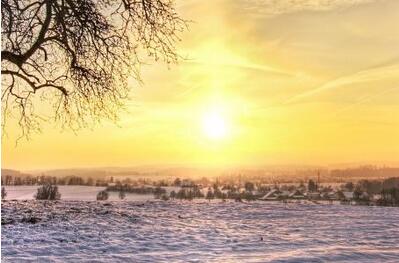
left=1, top=0, right=187, bottom=138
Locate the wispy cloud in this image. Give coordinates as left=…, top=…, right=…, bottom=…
left=333, top=86, right=399, bottom=115
left=237, top=0, right=376, bottom=16
left=185, top=59, right=292, bottom=76
left=284, top=62, right=399, bottom=104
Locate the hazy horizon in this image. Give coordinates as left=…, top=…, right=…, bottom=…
left=4, top=161, right=399, bottom=175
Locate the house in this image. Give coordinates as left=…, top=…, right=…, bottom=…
left=289, top=190, right=305, bottom=199
left=371, top=194, right=382, bottom=202
left=357, top=191, right=369, bottom=200
left=259, top=189, right=282, bottom=200
left=306, top=192, right=321, bottom=200
left=322, top=191, right=339, bottom=200
left=342, top=191, right=354, bottom=200
left=337, top=191, right=354, bottom=204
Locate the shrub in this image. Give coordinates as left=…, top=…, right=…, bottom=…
left=170, top=190, right=176, bottom=199
left=35, top=184, right=61, bottom=200
left=1, top=186, right=7, bottom=200
left=119, top=190, right=126, bottom=200
left=97, top=190, right=109, bottom=201
left=161, top=194, right=170, bottom=201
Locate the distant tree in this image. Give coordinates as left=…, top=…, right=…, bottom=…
left=97, top=190, right=109, bottom=201
left=380, top=188, right=399, bottom=206
left=186, top=190, right=194, bottom=201
left=86, top=177, right=94, bottom=186
left=308, top=180, right=317, bottom=192
left=156, top=180, right=167, bottom=187
left=153, top=186, right=166, bottom=199
left=243, top=191, right=255, bottom=201
left=176, top=189, right=186, bottom=200
left=227, top=190, right=238, bottom=199
left=213, top=183, right=219, bottom=192
left=344, top=182, right=354, bottom=191
left=1, top=187, right=7, bottom=200
left=35, top=184, right=61, bottom=200
left=220, top=192, right=227, bottom=201
left=170, top=190, right=176, bottom=200
left=119, top=190, right=126, bottom=200
left=336, top=190, right=345, bottom=200
left=206, top=188, right=214, bottom=202
left=244, top=182, right=255, bottom=192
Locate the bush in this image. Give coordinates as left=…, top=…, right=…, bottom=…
left=119, top=190, right=126, bottom=200
left=97, top=190, right=109, bottom=201
left=161, top=194, right=170, bottom=201
left=35, top=184, right=61, bottom=200
left=1, top=186, right=6, bottom=200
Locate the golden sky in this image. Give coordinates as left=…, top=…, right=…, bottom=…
left=3, top=0, right=399, bottom=170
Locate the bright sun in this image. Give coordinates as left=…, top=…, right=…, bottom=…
left=201, top=110, right=228, bottom=140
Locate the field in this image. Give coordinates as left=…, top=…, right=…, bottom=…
left=2, top=200, right=399, bottom=262
left=3, top=185, right=155, bottom=201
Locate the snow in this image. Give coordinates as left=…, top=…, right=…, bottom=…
left=2, top=200, right=399, bottom=262
left=3, top=186, right=154, bottom=201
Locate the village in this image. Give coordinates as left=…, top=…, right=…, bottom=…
left=2, top=169, right=399, bottom=206
left=106, top=176, right=399, bottom=207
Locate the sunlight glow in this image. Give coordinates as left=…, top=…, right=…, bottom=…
left=201, top=110, right=228, bottom=140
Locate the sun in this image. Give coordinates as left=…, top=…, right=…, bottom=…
left=201, top=110, right=228, bottom=140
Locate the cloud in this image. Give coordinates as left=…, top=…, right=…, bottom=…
left=284, top=62, right=399, bottom=104
left=333, top=86, right=399, bottom=115
left=237, top=0, right=376, bottom=16
left=184, top=59, right=292, bottom=76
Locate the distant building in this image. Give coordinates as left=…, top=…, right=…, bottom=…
left=322, top=191, right=339, bottom=200
left=181, top=179, right=195, bottom=187
left=371, top=194, right=382, bottom=202
left=342, top=191, right=354, bottom=200
left=306, top=192, right=321, bottom=200
left=289, top=190, right=305, bottom=199
left=259, top=189, right=282, bottom=200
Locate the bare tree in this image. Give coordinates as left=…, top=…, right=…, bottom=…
left=1, top=0, right=187, bottom=137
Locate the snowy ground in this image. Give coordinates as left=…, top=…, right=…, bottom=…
left=3, top=186, right=154, bottom=201
left=2, top=200, right=399, bottom=263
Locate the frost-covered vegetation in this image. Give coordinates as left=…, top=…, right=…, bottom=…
left=96, top=190, right=109, bottom=201
left=35, top=184, right=61, bottom=200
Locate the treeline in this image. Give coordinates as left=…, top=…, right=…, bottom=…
left=331, top=166, right=399, bottom=180
left=106, top=184, right=166, bottom=196
left=1, top=174, right=109, bottom=186
left=342, top=177, right=399, bottom=206
left=342, top=177, right=399, bottom=194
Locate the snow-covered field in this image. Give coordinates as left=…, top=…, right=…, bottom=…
left=3, top=186, right=154, bottom=201
left=2, top=201, right=399, bottom=262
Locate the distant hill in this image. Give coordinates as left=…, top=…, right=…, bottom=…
left=3, top=164, right=399, bottom=182
left=1, top=169, right=33, bottom=177
left=2, top=169, right=23, bottom=176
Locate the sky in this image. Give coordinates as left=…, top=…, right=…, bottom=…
left=2, top=0, right=399, bottom=170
